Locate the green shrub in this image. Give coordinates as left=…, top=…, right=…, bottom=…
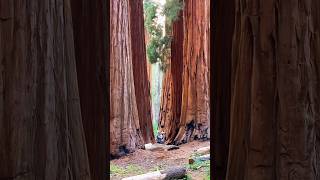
left=162, top=0, right=184, bottom=24
left=147, top=39, right=161, bottom=64
left=144, top=0, right=159, bottom=31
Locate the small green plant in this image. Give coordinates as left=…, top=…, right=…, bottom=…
left=126, top=164, right=144, bottom=175
left=110, top=164, right=126, bottom=175
left=110, top=163, right=144, bottom=176
left=187, top=153, right=210, bottom=170
left=188, top=160, right=210, bottom=171
left=202, top=162, right=211, bottom=180
left=204, top=167, right=210, bottom=180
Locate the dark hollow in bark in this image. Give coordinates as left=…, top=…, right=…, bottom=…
left=212, top=0, right=234, bottom=179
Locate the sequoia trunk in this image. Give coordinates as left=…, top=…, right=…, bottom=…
left=159, top=0, right=210, bottom=145
left=159, top=10, right=184, bottom=144
left=110, top=0, right=147, bottom=156
left=70, top=0, right=108, bottom=179
left=174, top=0, right=210, bottom=144
left=227, top=0, right=320, bottom=179
left=129, top=0, right=155, bottom=144
left=0, top=0, right=91, bottom=179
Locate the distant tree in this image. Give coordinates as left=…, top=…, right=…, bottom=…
left=143, top=0, right=183, bottom=71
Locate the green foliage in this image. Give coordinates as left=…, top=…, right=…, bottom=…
left=162, top=0, right=184, bottom=24
left=110, top=164, right=126, bottom=175
left=205, top=167, right=211, bottom=180
left=144, top=0, right=164, bottom=65
left=147, top=39, right=161, bottom=64
left=143, top=0, right=183, bottom=71
left=126, top=164, right=144, bottom=174
left=144, top=0, right=159, bottom=31
left=185, top=153, right=211, bottom=179
left=188, top=160, right=210, bottom=171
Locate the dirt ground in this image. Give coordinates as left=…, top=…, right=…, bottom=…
left=110, top=140, right=210, bottom=180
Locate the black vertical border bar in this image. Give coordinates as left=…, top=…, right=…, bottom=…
left=210, top=0, right=215, bottom=178
left=209, top=0, right=217, bottom=179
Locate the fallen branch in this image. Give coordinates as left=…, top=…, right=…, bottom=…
left=122, top=166, right=186, bottom=180
left=194, top=146, right=210, bottom=155
left=144, top=143, right=179, bottom=151
left=189, top=154, right=210, bottom=164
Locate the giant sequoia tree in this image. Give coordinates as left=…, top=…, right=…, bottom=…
left=175, top=0, right=210, bottom=144
left=0, top=0, right=91, bottom=179
left=227, top=0, right=320, bottom=179
left=159, top=10, right=184, bottom=144
left=159, top=0, right=210, bottom=145
left=213, top=0, right=320, bottom=179
left=129, top=0, right=155, bottom=144
left=110, top=0, right=154, bottom=156
left=70, top=0, right=108, bottom=179
left=2, top=0, right=320, bottom=179
left=0, top=0, right=154, bottom=176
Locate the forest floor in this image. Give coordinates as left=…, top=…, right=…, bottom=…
left=110, top=140, right=210, bottom=180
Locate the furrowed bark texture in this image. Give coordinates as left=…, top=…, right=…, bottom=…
left=174, top=0, right=210, bottom=144
left=159, top=69, right=174, bottom=141
left=129, top=0, right=155, bottom=144
left=0, top=0, right=91, bottom=179
left=145, top=29, right=152, bottom=83
left=70, top=0, right=108, bottom=179
left=212, top=0, right=234, bottom=178
left=159, top=10, right=184, bottom=144
left=227, top=0, right=320, bottom=179
left=110, top=0, right=144, bottom=156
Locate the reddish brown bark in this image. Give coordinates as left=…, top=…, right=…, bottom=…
left=110, top=0, right=155, bottom=157
left=227, top=0, right=320, bottom=179
left=159, top=0, right=210, bottom=145
left=145, top=29, right=152, bottom=85
left=159, top=10, right=184, bottom=144
left=159, top=69, right=174, bottom=142
left=129, top=0, right=154, bottom=143
left=174, top=0, right=210, bottom=144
